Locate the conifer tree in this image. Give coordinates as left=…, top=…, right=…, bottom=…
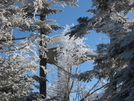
left=67, top=0, right=134, bottom=101
left=0, top=0, right=78, bottom=100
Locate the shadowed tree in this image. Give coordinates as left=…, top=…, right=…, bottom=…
left=67, top=0, right=134, bottom=101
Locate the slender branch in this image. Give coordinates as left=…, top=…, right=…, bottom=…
left=80, top=81, right=107, bottom=101
left=13, top=37, right=27, bottom=40
left=80, top=80, right=100, bottom=101
left=0, top=37, right=27, bottom=42
left=0, top=44, right=28, bottom=52
left=48, top=59, right=74, bottom=76
left=69, top=68, right=78, bottom=93
left=88, top=84, right=106, bottom=97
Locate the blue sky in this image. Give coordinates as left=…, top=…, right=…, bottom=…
left=46, top=0, right=109, bottom=97
left=47, top=0, right=134, bottom=97
left=14, top=0, right=109, bottom=72
left=48, top=0, right=110, bottom=49
left=13, top=0, right=134, bottom=98
left=14, top=0, right=110, bottom=49
left=47, top=0, right=134, bottom=73
left=47, top=0, right=109, bottom=69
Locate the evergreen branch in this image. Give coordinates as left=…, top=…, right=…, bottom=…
left=0, top=37, right=27, bottom=42
left=0, top=44, right=28, bottom=52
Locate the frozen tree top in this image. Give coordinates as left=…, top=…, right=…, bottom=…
left=46, top=35, right=97, bottom=57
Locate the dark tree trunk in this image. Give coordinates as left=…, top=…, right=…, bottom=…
left=39, top=11, right=47, bottom=98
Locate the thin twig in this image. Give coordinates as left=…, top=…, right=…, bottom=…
left=80, top=82, right=107, bottom=101
left=0, top=44, right=28, bottom=53
left=0, top=37, right=27, bottom=42
left=80, top=80, right=100, bottom=101
left=48, top=59, right=73, bottom=76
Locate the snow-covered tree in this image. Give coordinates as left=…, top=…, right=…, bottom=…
left=45, top=23, right=97, bottom=100
left=0, top=0, right=79, bottom=101
left=67, top=0, right=134, bottom=101
left=56, top=35, right=92, bottom=101
left=0, top=50, right=39, bottom=101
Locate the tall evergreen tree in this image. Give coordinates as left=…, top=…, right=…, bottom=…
left=0, top=0, right=78, bottom=100
left=67, top=0, right=134, bottom=101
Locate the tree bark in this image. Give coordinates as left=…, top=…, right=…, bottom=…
left=39, top=10, right=47, bottom=98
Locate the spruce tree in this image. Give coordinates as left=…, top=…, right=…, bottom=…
left=0, top=0, right=78, bottom=100
left=67, top=0, right=134, bottom=101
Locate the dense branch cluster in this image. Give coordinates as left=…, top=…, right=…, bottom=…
left=0, top=0, right=78, bottom=101
left=67, top=0, right=134, bottom=101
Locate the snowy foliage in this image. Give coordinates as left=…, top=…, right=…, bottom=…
left=67, top=0, right=134, bottom=101
left=0, top=0, right=75, bottom=101
left=55, top=35, right=93, bottom=66
left=45, top=23, right=97, bottom=100
left=47, top=33, right=96, bottom=100
left=0, top=50, right=38, bottom=101
left=52, top=0, right=78, bottom=7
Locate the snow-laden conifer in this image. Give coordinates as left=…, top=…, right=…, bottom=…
left=0, top=0, right=78, bottom=100
left=67, top=0, right=134, bottom=101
